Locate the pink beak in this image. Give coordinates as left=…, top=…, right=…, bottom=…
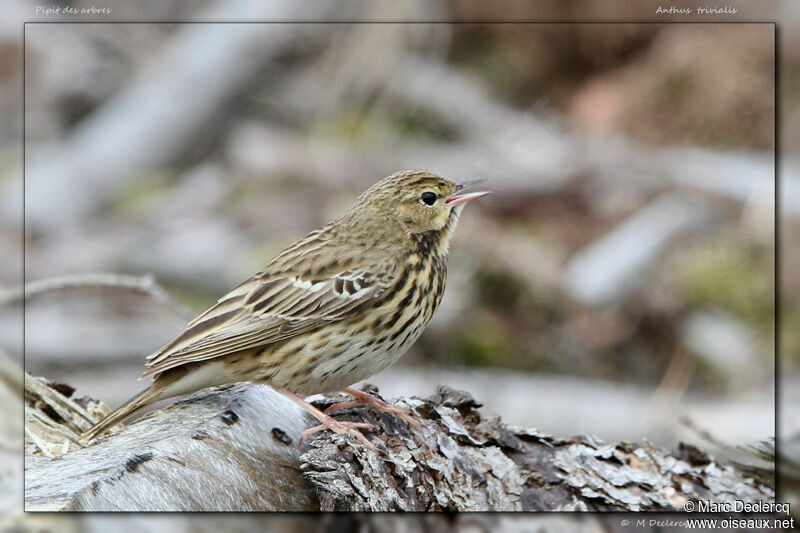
left=445, top=179, right=491, bottom=207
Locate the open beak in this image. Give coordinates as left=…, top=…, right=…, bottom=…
left=445, top=179, right=491, bottom=207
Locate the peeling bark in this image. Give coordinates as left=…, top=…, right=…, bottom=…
left=301, top=385, right=773, bottom=511
left=24, top=377, right=773, bottom=511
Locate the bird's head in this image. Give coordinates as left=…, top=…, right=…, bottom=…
left=349, top=170, right=490, bottom=238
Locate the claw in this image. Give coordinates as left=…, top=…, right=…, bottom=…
left=281, top=388, right=381, bottom=452
left=298, top=420, right=378, bottom=452
left=324, top=400, right=358, bottom=415
left=337, top=387, right=422, bottom=429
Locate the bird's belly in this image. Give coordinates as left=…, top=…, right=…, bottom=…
left=296, top=345, right=403, bottom=395
left=258, top=258, right=446, bottom=396
left=265, top=315, right=428, bottom=396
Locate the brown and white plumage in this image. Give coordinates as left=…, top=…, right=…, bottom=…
left=143, top=253, right=399, bottom=377
left=81, top=170, right=489, bottom=445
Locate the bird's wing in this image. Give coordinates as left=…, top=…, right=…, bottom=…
left=142, top=243, right=400, bottom=378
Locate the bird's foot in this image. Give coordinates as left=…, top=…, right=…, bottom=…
left=298, top=418, right=378, bottom=452
left=326, top=387, right=421, bottom=428
left=281, top=388, right=379, bottom=452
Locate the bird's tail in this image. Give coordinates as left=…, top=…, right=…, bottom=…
left=79, top=386, right=161, bottom=444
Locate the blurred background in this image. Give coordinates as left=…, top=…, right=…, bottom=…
left=10, top=8, right=780, bottom=451
left=0, top=0, right=795, bottom=526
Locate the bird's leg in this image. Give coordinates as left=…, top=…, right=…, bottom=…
left=326, top=387, right=421, bottom=428
left=280, top=389, right=379, bottom=452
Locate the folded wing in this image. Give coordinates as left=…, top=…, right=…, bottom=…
left=142, top=253, right=398, bottom=378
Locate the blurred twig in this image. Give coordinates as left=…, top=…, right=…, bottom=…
left=24, top=374, right=105, bottom=457
left=0, top=273, right=192, bottom=319
left=0, top=347, right=23, bottom=392
left=679, top=414, right=745, bottom=457
left=0, top=348, right=23, bottom=452
left=643, top=348, right=695, bottom=436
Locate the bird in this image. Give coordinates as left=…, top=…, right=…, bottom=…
left=80, top=170, right=490, bottom=450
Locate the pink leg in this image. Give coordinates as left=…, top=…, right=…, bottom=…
left=281, top=389, right=379, bottom=452
left=326, top=387, right=421, bottom=429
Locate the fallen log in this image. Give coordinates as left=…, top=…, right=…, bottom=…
left=24, top=376, right=774, bottom=511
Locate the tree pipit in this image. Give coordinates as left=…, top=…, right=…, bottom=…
left=80, top=170, right=489, bottom=450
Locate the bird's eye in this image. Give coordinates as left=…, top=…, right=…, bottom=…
left=420, top=192, right=437, bottom=206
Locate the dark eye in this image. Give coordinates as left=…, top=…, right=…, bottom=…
left=420, top=192, right=437, bottom=206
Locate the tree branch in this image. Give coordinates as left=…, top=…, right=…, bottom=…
left=24, top=377, right=774, bottom=511
left=1, top=273, right=192, bottom=319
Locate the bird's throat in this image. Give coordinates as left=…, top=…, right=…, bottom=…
left=411, top=207, right=460, bottom=259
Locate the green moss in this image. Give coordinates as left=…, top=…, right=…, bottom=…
left=109, top=171, right=176, bottom=216
left=475, top=269, right=526, bottom=311
left=784, top=66, right=800, bottom=106
left=675, top=240, right=774, bottom=338
left=657, top=70, right=693, bottom=107
left=307, top=108, right=373, bottom=145
left=458, top=312, right=513, bottom=367
left=781, top=304, right=800, bottom=367
left=169, top=287, right=216, bottom=315
left=694, top=127, right=736, bottom=150
left=389, top=108, right=456, bottom=142
left=306, top=106, right=455, bottom=147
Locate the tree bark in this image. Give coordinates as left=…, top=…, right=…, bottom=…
left=24, top=376, right=773, bottom=512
